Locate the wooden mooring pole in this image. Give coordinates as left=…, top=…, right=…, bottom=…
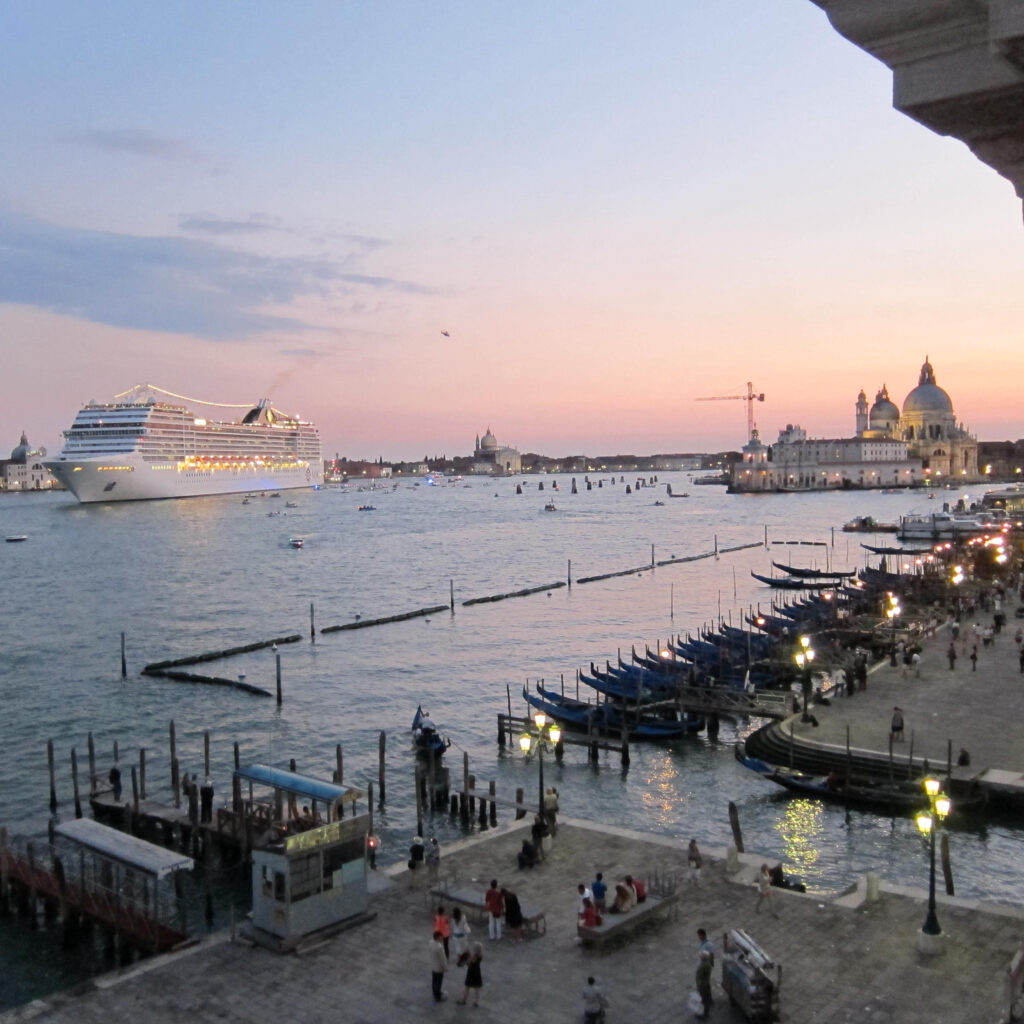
left=170, top=721, right=180, bottom=809
left=70, top=749, right=82, bottom=819
left=275, top=652, right=282, bottom=706
left=310, top=602, right=316, bottom=643
left=87, top=733, right=96, bottom=797
left=120, top=632, right=127, bottom=679
left=47, top=740, right=57, bottom=814
left=378, top=731, right=386, bottom=803
left=728, top=800, right=744, bottom=853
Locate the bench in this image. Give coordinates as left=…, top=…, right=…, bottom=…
left=576, top=892, right=678, bottom=948
left=430, top=885, right=547, bottom=936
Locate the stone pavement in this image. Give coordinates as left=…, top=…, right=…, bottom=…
left=4, top=818, right=1022, bottom=1024
left=785, top=591, right=1024, bottom=786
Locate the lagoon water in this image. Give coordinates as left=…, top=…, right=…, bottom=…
left=1, top=475, right=1022, bottom=1007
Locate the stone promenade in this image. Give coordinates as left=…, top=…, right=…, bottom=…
left=3, top=815, right=1022, bottom=1024
left=786, top=594, right=1024, bottom=787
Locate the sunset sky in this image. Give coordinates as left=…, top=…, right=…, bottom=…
left=3, top=2, right=1022, bottom=461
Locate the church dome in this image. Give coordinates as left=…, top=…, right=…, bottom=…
left=869, top=385, right=900, bottom=428
left=10, top=431, right=30, bottom=463
left=479, top=428, right=498, bottom=451
left=903, top=358, right=953, bottom=416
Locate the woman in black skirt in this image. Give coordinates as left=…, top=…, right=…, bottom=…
left=457, top=943, right=484, bottom=1006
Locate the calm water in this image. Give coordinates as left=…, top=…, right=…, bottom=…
left=1, top=476, right=1021, bottom=1008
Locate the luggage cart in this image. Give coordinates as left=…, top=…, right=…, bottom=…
left=721, top=929, right=781, bottom=1023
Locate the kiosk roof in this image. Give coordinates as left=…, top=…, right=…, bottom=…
left=55, top=818, right=194, bottom=879
left=238, top=763, right=362, bottom=804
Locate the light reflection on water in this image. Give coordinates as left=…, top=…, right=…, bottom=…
left=2, top=478, right=1023, bottom=1006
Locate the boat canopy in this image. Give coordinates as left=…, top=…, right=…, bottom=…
left=237, top=763, right=362, bottom=806
left=55, top=818, right=194, bottom=879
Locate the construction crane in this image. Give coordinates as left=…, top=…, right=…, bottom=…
left=695, top=382, right=765, bottom=441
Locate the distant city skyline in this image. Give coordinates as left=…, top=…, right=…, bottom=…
left=3, top=2, right=1022, bottom=461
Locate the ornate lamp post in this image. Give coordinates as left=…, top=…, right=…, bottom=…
left=886, top=594, right=901, bottom=666
left=519, top=712, right=562, bottom=824
left=915, top=776, right=952, bottom=953
left=795, top=635, right=815, bottom=723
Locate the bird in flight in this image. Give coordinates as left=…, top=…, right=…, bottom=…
left=441, top=330, right=450, bottom=337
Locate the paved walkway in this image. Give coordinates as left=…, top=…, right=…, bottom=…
left=784, top=591, right=1024, bottom=788
left=4, top=818, right=1022, bottom=1024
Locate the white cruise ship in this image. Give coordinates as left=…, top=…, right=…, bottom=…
left=45, top=384, right=322, bottom=503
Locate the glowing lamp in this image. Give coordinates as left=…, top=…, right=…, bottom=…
left=923, top=777, right=941, bottom=798
left=916, top=812, right=933, bottom=835
left=533, top=711, right=547, bottom=730
left=519, top=733, right=532, bottom=753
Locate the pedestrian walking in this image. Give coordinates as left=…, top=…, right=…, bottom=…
left=970, top=646, right=978, bottom=671
left=456, top=943, right=483, bottom=1007
left=582, top=977, right=609, bottom=1024
left=911, top=650, right=921, bottom=678
left=755, top=863, right=777, bottom=916
left=433, top=905, right=451, bottom=957
left=1019, top=647, right=1024, bottom=674
left=428, top=930, right=448, bottom=1003
left=687, top=839, right=703, bottom=886
left=947, top=642, right=957, bottom=670
left=890, top=706, right=904, bottom=742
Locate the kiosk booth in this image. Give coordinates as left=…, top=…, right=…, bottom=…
left=238, top=763, right=373, bottom=949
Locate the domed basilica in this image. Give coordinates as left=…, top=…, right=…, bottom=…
left=856, top=357, right=978, bottom=479
left=732, top=358, right=978, bottom=491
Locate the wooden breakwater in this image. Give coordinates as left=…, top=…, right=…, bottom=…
left=142, top=670, right=272, bottom=698
left=463, top=581, right=565, bottom=606
left=142, top=634, right=301, bottom=672
left=321, top=604, right=449, bottom=633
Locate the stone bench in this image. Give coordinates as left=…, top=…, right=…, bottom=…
left=576, top=892, right=678, bottom=948
left=430, top=885, right=546, bottom=936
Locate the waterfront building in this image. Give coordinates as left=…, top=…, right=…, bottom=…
left=471, top=427, right=521, bottom=475
left=0, top=432, right=57, bottom=491
left=730, top=358, right=978, bottom=492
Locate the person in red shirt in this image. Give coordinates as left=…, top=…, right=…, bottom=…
left=580, top=896, right=602, bottom=928
left=484, top=879, right=504, bottom=940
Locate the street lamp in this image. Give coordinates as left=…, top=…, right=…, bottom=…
left=520, top=712, right=562, bottom=826
left=886, top=595, right=901, bottom=666
left=915, top=777, right=952, bottom=953
left=795, top=636, right=815, bottom=723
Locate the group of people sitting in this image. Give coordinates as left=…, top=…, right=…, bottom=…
left=577, top=873, right=648, bottom=927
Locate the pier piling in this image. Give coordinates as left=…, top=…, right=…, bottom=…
left=204, top=732, right=210, bottom=778
left=47, top=740, right=57, bottom=814
left=120, top=632, right=127, bottom=679
left=310, top=601, right=315, bottom=643
left=728, top=800, right=744, bottom=853
left=275, top=652, right=282, bottom=705
left=378, top=731, right=386, bottom=803
left=70, top=749, right=82, bottom=819
left=87, top=733, right=96, bottom=797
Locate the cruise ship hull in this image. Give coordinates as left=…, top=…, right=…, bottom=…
left=45, top=456, right=321, bottom=503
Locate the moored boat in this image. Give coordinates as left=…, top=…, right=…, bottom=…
left=412, top=704, right=450, bottom=757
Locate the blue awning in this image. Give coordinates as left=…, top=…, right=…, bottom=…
left=236, top=763, right=362, bottom=804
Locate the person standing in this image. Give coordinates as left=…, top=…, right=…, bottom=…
left=433, top=905, right=451, bottom=957
left=755, top=863, right=777, bottom=916
left=108, top=763, right=122, bottom=802
left=687, top=839, right=703, bottom=886
left=428, top=930, right=448, bottom=1003
left=591, top=872, right=607, bottom=912
left=970, top=645, right=979, bottom=671
left=576, top=882, right=593, bottom=920
left=697, top=927, right=715, bottom=965
left=695, top=949, right=714, bottom=1018
left=456, top=943, right=484, bottom=1007
left=503, top=888, right=524, bottom=941
left=582, top=976, right=609, bottom=1024
left=890, top=707, right=905, bottom=742
left=426, top=837, right=441, bottom=883
left=484, top=879, right=504, bottom=940
left=947, top=642, right=957, bottom=670
left=450, top=907, right=471, bottom=964
left=1019, top=646, right=1024, bottom=675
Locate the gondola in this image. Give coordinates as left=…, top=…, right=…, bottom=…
left=860, top=544, right=933, bottom=556
left=412, top=704, right=450, bottom=757
left=750, top=571, right=833, bottom=590
left=771, top=562, right=855, bottom=579
left=735, top=744, right=981, bottom=814
left=524, top=684, right=700, bottom=740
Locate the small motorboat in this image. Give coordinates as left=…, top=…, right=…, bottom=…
left=412, top=704, right=450, bottom=758
left=358, top=504, right=376, bottom=511
left=653, top=500, right=665, bottom=506
left=544, top=502, right=557, bottom=512
left=242, top=498, right=250, bottom=505
left=285, top=501, right=298, bottom=508
left=5, top=535, right=28, bottom=543
left=288, top=537, right=304, bottom=549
